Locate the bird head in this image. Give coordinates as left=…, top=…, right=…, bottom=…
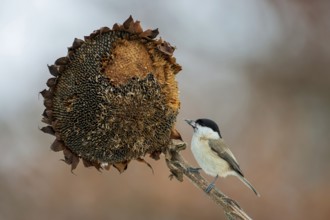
left=185, top=118, right=222, bottom=139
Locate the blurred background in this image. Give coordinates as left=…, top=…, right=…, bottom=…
left=1, top=0, right=329, bottom=219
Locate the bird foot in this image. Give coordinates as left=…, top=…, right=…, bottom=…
left=205, top=183, right=215, bottom=193
left=187, top=167, right=202, bottom=173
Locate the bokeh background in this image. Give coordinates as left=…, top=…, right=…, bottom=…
left=1, top=0, right=329, bottom=219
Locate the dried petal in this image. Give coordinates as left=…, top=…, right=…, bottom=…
left=150, top=151, right=161, bottom=160
left=45, top=110, right=53, bottom=118
left=46, top=78, right=56, bottom=87
left=41, top=117, right=51, bottom=125
left=139, top=30, right=152, bottom=39
left=40, top=126, right=55, bottom=135
left=137, top=158, right=154, bottom=174
left=112, top=23, right=120, bottom=31
left=140, top=28, right=159, bottom=39
left=42, top=109, right=47, bottom=117
left=54, top=132, right=61, bottom=140
left=149, top=28, right=159, bottom=39
left=100, top=26, right=110, bottom=34
left=82, top=158, right=93, bottom=167
left=71, top=154, right=80, bottom=171
left=43, top=99, right=52, bottom=108
left=132, top=21, right=143, bottom=34
left=170, top=128, right=182, bottom=140
left=89, top=30, right=98, bottom=39
left=113, top=161, right=129, bottom=173
left=55, top=57, right=69, bottom=65
left=123, top=15, right=133, bottom=29
left=58, top=65, right=65, bottom=73
left=157, top=41, right=175, bottom=56
left=93, top=163, right=102, bottom=171
left=67, top=50, right=75, bottom=59
left=72, top=38, right=84, bottom=49
left=40, top=89, right=53, bottom=99
left=62, top=148, right=73, bottom=165
left=50, top=139, right=65, bottom=152
left=47, top=65, right=59, bottom=76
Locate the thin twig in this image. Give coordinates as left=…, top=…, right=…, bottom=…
left=165, top=139, right=252, bottom=220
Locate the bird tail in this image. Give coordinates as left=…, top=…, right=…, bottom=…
left=237, top=174, right=260, bottom=197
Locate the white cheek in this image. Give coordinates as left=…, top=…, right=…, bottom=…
left=196, top=127, right=220, bottom=139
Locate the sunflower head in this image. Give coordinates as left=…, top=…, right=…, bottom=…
left=41, top=16, right=181, bottom=172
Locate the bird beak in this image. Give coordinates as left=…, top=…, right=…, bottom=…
left=185, top=119, right=196, bottom=128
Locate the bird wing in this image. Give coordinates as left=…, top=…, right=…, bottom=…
left=208, top=139, right=244, bottom=177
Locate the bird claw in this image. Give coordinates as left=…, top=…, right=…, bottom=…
left=205, top=183, right=215, bottom=193
left=187, top=167, right=202, bottom=173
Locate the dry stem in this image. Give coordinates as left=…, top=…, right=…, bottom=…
left=165, top=139, right=253, bottom=220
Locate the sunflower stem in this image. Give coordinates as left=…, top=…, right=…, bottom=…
left=165, top=139, right=253, bottom=220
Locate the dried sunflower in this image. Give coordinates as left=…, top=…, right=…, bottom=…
left=40, top=16, right=181, bottom=173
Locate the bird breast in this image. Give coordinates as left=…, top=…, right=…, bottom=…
left=191, top=136, right=231, bottom=177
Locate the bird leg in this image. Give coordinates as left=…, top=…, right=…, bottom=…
left=187, top=167, right=202, bottom=173
left=205, top=175, right=219, bottom=193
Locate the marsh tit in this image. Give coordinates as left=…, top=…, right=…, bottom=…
left=185, top=118, right=260, bottom=196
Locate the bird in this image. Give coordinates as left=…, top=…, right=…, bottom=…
left=185, top=118, right=260, bottom=196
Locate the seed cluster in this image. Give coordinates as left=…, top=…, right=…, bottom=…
left=54, top=72, right=176, bottom=164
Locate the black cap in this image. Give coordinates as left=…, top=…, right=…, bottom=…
left=195, top=118, right=222, bottom=138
